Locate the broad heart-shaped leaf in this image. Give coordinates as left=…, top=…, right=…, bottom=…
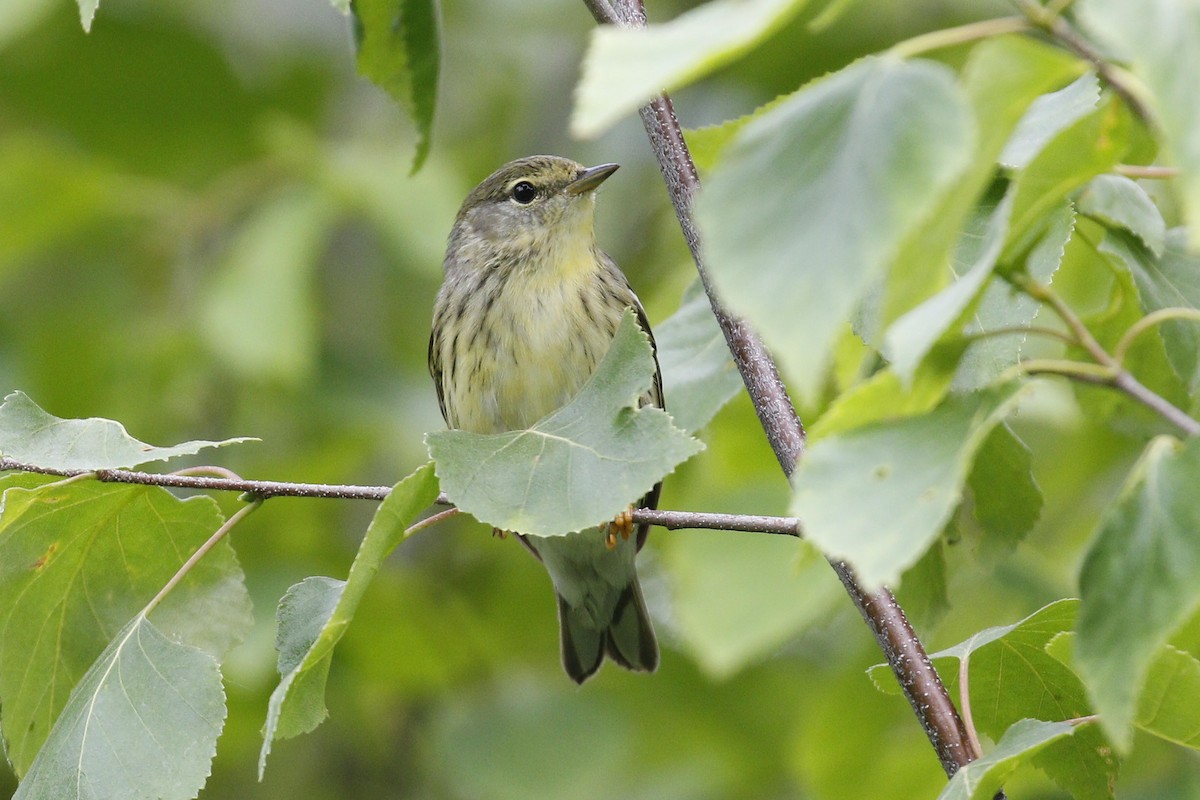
left=571, top=0, right=810, bottom=139
left=351, top=0, right=440, bottom=170
left=1076, top=435, right=1200, bottom=750
left=999, top=72, right=1101, bottom=169
left=937, top=719, right=1077, bottom=800
left=655, top=280, right=743, bottom=434
left=1102, top=228, right=1200, bottom=395
left=0, top=391, right=252, bottom=470
left=1077, top=174, right=1167, bottom=257
left=698, top=55, right=975, bottom=402
left=919, top=600, right=1116, bottom=800
left=260, top=463, right=439, bottom=775
left=0, top=480, right=251, bottom=775
left=426, top=311, right=703, bottom=536
left=791, top=382, right=1024, bottom=590
left=13, top=615, right=224, bottom=800
left=1079, top=0, right=1200, bottom=248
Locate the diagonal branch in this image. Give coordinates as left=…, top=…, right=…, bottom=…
left=586, top=0, right=979, bottom=781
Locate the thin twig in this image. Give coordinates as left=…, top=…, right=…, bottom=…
left=586, top=0, right=978, bottom=781
left=889, top=16, right=1031, bottom=59
left=0, top=458, right=807, bottom=537
left=633, top=508, right=801, bottom=536
left=1012, top=276, right=1200, bottom=435
left=1114, top=164, right=1178, bottom=180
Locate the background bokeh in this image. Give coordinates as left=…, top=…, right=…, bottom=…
left=2, top=0, right=1197, bottom=797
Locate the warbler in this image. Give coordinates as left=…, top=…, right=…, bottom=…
left=428, top=155, right=661, bottom=683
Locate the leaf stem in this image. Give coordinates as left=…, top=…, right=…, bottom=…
left=1114, top=164, right=1178, bottom=180
left=1113, top=307, right=1200, bottom=366
left=142, top=499, right=262, bottom=617
left=586, top=0, right=979, bottom=782
left=888, top=16, right=1031, bottom=59
left=959, top=653, right=984, bottom=760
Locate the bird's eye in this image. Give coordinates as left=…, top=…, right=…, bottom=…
left=511, top=181, right=538, bottom=204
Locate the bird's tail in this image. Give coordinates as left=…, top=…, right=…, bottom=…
left=557, top=578, right=658, bottom=684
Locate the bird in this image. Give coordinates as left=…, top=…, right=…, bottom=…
left=428, top=155, right=661, bottom=683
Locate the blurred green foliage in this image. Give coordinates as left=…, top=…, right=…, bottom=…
left=2, top=0, right=1199, bottom=798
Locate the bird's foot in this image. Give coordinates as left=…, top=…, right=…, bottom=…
left=491, top=527, right=509, bottom=539
left=603, top=507, right=635, bottom=549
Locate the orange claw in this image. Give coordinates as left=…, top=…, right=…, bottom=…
left=603, top=507, right=635, bottom=549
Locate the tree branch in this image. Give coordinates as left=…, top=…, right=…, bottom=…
left=1013, top=275, right=1200, bottom=436
left=585, top=0, right=978, bottom=781
left=0, top=457, right=804, bottom=537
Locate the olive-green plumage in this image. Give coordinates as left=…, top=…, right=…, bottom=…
left=429, top=155, right=660, bottom=683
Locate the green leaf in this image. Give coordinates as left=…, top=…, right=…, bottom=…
left=668, top=533, right=840, bottom=677
left=880, top=37, right=1082, bottom=336
left=926, top=600, right=1116, bottom=800
left=1005, top=98, right=1131, bottom=260
left=655, top=280, right=743, bottom=434
left=1106, top=228, right=1200, bottom=394
left=967, top=423, right=1042, bottom=553
left=1077, top=435, right=1200, bottom=750
left=259, top=462, right=439, bottom=775
left=1000, top=72, right=1101, bottom=169
left=810, top=360, right=956, bottom=441
left=953, top=201, right=1075, bottom=391
left=426, top=311, right=703, bottom=536
left=1084, top=234, right=1191, bottom=419
left=351, top=0, right=440, bottom=170
left=1136, top=643, right=1200, bottom=749
left=683, top=93, right=792, bottom=174
left=0, top=481, right=251, bottom=776
left=883, top=192, right=1012, bottom=381
left=1049, top=632, right=1200, bottom=751
left=199, top=189, right=332, bottom=383
left=1077, top=174, right=1167, bottom=257
left=698, top=56, right=975, bottom=401
left=937, top=719, right=1077, bottom=800
left=1078, top=0, right=1200, bottom=248
left=0, top=391, right=252, bottom=470
left=13, top=616, right=224, bottom=800
left=792, top=382, right=1025, bottom=590
left=571, top=0, right=810, bottom=139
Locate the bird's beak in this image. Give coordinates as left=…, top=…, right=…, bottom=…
left=566, top=163, right=619, bottom=195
